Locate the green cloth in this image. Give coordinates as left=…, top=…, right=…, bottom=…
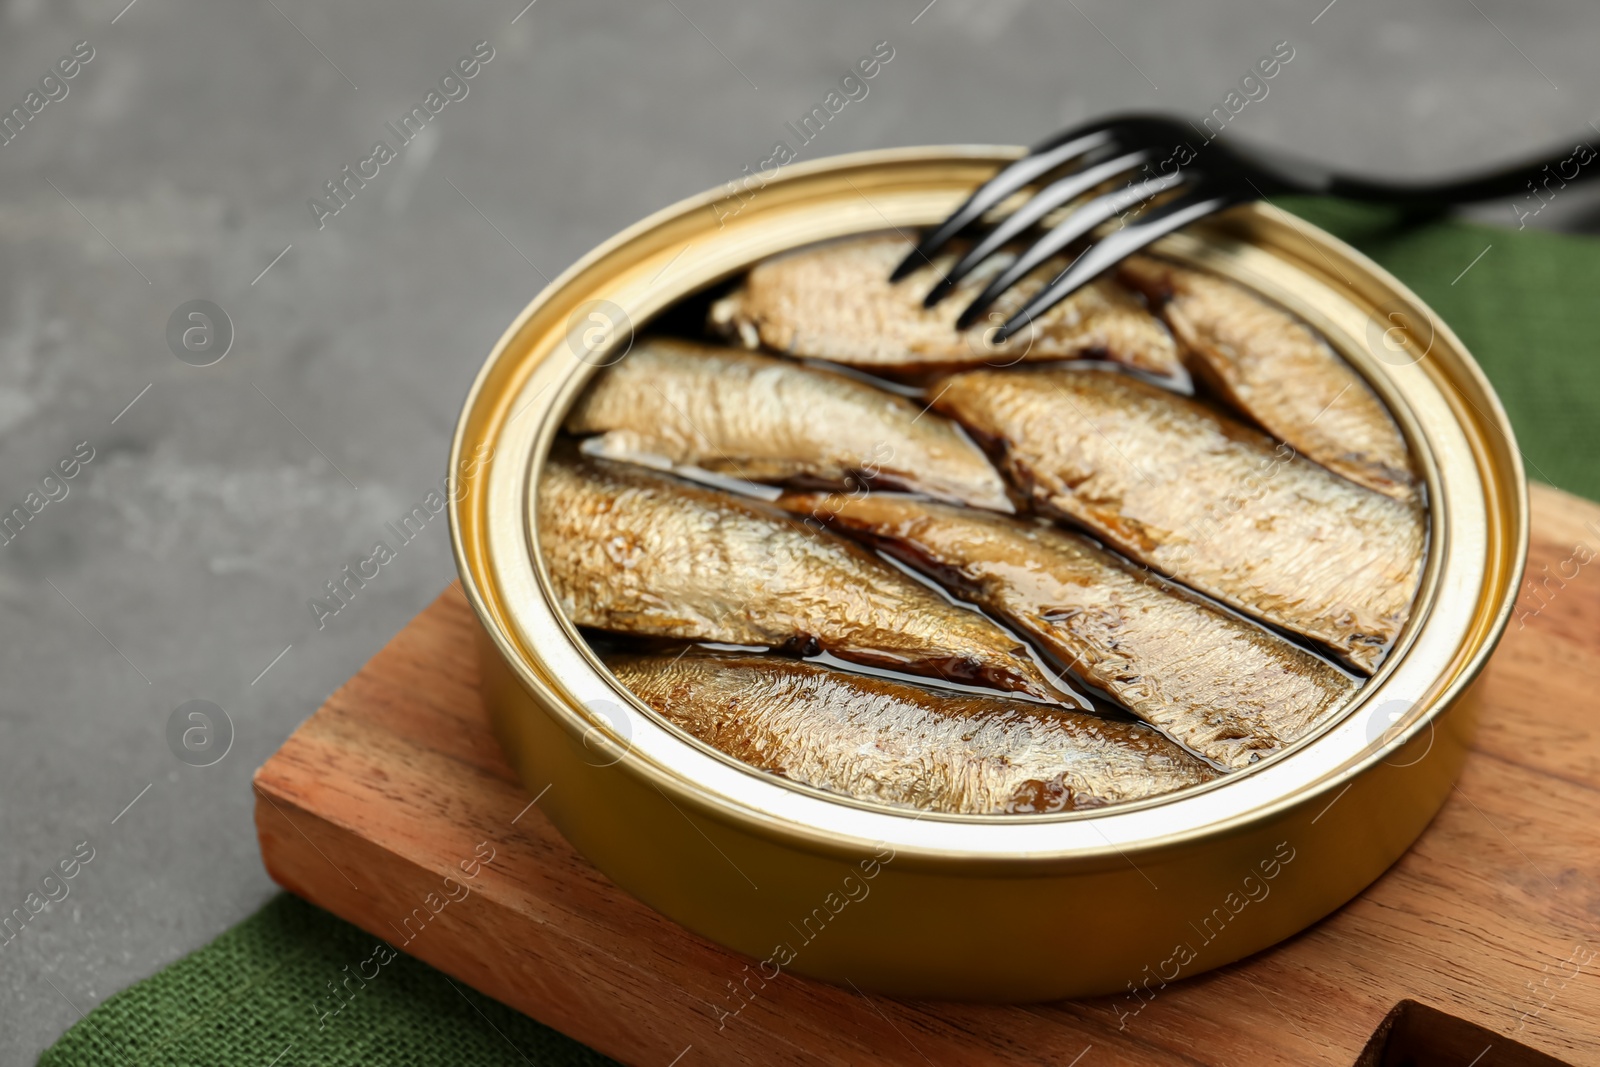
left=39, top=895, right=619, bottom=1067
left=40, top=201, right=1600, bottom=1066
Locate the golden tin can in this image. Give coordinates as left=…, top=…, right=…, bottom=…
left=449, top=147, right=1527, bottom=1001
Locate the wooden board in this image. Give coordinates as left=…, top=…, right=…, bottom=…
left=254, top=483, right=1600, bottom=1066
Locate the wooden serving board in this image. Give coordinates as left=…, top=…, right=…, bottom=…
left=254, top=483, right=1600, bottom=1067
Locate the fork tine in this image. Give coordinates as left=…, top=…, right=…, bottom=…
left=992, top=184, right=1248, bottom=344
left=921, top=149, right=1154, bottom=309
left=887, top=129, right=1120, bottom=282
left=953, top=170, right=1188, bottom=331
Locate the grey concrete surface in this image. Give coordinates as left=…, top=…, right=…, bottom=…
left=1, top=0, right=1597, bottom=1059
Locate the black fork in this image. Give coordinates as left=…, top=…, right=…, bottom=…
left=895, top=114, right=1598, bottom=342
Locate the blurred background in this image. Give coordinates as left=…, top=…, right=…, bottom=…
left=2, top=0, right=1598, bottom=1057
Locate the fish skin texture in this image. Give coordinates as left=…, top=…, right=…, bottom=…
left=709, top=233, right=1183, bottom=378
left=1119, top=255, right=1417, bottom=502
left=781, top=492, right=1358, bottom=770
left=538, top=448, right=1069, bottom=701
left=608, top=651, right=1218, bottom=814
left=931, top=367, right=1425, bottom=675
left=564, top=337, right=1013, bottom=512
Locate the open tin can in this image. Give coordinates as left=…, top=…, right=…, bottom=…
left=449, top=147, right=1527, bottom=1001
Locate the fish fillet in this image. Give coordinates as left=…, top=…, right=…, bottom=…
left=1119, top=255, right=1417, bottom=501
left=609, top=652, right=1217, bottom=813
left=782, top=492, right=1358, bottom=768
left=932, top=368, right=1425, bottom=674
left=709, top=233, right=1182, bottom=378
left=538, top=448, right=1067, bottom=701
left=564, top=337, right=1012, bottom=511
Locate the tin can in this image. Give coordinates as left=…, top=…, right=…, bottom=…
left=449, top=147, right=1527, bottom=1001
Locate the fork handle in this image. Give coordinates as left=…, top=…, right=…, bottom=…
left=1241, top=141, right=1599, bottom=207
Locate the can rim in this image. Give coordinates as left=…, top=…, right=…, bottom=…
left=450, top=146, right=1528, bottom=870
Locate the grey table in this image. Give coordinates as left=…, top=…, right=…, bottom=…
left=2, top=0, right=1598, bottom=1059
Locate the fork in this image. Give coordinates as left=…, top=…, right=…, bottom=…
left=894, top=114, right=1597, bottom=341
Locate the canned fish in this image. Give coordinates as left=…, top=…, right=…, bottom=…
left=450, top=147, right=1526, bottom=1000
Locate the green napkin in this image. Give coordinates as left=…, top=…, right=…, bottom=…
left=40, top=201, right=1599, bottom=1066
left=39, top=895, right=619, bottom=1067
